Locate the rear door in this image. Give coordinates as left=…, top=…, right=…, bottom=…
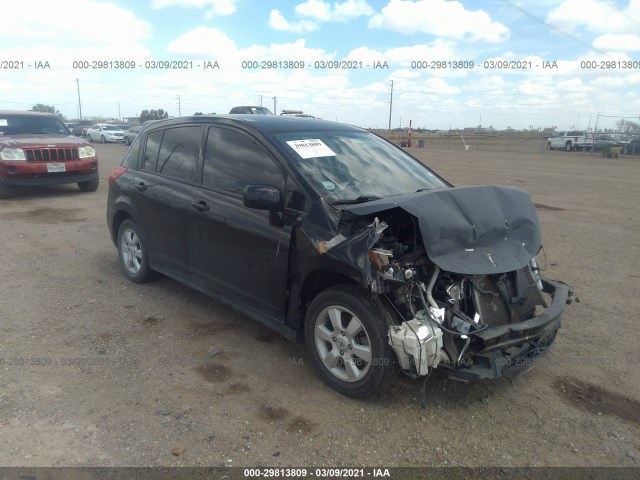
left=188, top=125, right=291, bottom=318
left=129, top=125, right=202, bottom=279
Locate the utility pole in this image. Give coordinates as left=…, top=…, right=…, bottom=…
left=177, top=95, right=181, bottom=116
left=273, top=97, right=277, bottom=115
left=591, top=112, right=600, bottom=156
left=117, top=102, right=121, bottom=122
left=259, top=95, right=263, bottom=107
left=388, top=80, right=393, bottom=131
left=76, top=79, right=83, bottom=121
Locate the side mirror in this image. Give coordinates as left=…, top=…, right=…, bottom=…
left=243, top=184, right=283, bottom=212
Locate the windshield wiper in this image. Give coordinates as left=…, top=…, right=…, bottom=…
left=332, top=195, right=383, bottom=205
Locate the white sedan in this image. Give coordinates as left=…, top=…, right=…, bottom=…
left=86, top=124, right=126, bottom=143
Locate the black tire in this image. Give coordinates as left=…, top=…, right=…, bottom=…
left=116, top=219, right=158, bottom=283
left=88, top=133, right=93, bottom=142
left=0, top=181, right=11, bottom=199
left=78, top=178, right=99, bottom=192
left=304, top=285, right=398, bottom=398
left=101, top=135, right=106, bottom=143
left=546, top=142, right=552, bottom=150
left=125, top=136, right=131, bottom=146
left=565, top=141, right=573, bottom=151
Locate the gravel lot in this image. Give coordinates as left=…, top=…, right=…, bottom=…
left=0, top=140, right=639, bottom=468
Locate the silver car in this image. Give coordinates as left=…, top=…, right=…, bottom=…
left=124, top=126, right=141, bottom=146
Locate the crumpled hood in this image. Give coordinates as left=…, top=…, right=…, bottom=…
left=343, top=185, right=541, bottom=275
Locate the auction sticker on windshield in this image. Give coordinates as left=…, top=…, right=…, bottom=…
left=286, top=139, right=336, bottom=159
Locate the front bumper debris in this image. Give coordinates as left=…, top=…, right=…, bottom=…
left=447, top=277, right=570, bottom=382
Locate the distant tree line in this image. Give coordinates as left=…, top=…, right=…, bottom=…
left=616, top=119, right=640, bottom=135
left=30, top=104, right=64, bottom=118
left=139, top=109, right=169, bottom=123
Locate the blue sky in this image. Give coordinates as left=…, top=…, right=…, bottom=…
left=1, top=0, right=639, bottom=130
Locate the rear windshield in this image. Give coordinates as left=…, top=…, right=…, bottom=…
left=0, top=115, right=68, bottom=135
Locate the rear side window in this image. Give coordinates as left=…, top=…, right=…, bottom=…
left=203, top=126, right=282, bottom=194
left=143, top=131, right=163, bottom=172
left=156, top=126, right=201, bottom=182
left=142, top=126, right=201, bottom=181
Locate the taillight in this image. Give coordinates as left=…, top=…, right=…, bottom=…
left=108, top=166, right=128, bottom=185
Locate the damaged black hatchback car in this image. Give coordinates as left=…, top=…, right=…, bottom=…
left=107, top=115, right=572, bottom=398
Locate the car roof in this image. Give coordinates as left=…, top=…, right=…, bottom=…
left=0, top=110, right=58, bottom=117
left=144, top=115, right=362, bottom=133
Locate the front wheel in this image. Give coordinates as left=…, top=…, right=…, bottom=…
left=305, top=285, right=398, bottom=398
left=125, top=136, right=131, bottom=146
left=78, top=178, right=99, bottom=192
left=565, top=141, right=573, bottom=151
left=546, top=142, right=552, bottom=150
left=116, top=219, right=158, bottom=283
left=101, top=135, right=106, bottom=143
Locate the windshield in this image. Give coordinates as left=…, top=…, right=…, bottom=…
left=274, top=130, right=447, bottom=202
left=103, top=125, right=122, bottom=131
left=0, top=115, right=69, bottom=135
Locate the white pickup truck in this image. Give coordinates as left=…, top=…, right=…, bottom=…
left=547, top=131, right=593, bottom=151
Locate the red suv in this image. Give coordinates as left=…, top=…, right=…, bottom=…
left=0, top=111, right=99, bottom=198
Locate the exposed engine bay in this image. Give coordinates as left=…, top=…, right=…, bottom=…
left=304, top=185, right=572, bottom=381
left=368, top=214, right=548, bottom=378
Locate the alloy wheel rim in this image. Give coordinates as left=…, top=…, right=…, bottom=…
left=314, top=305, right=372, bottom=382
left=121, top=228, right=143, bottom=274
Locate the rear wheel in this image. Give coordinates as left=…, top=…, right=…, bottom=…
left=88, top=133, right=93, bottom=142
left=78, top=178, right=99, bottom=192
left=116, top=219, right=158, bottom=283
left=565, top=141, right=573, bottom=151
left=546, top=142, right=552, bottom=150
left=305, top=285, right=398, bottom=398
left=125, top=136, right=131, bottom=146
left=101, top=135, right=106, bottom=143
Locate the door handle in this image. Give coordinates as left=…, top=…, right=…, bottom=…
left=191, top=200, right=210, bottom=212
left=133, top=181, right=147, bottom=192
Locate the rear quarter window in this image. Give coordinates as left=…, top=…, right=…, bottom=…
left=156, top=126, right=201, bottom=182
left=122, top=136, right=142, bottom=168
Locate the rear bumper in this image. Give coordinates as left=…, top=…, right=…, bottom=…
left=0, top=159, right=98, bottom=186
left=446, top=278, right=570, bottom=381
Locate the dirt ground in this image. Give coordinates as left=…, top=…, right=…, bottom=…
left=0, top=138, right=639, bottom=468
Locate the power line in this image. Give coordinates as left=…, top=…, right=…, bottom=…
left=607, top=1, right=640, bottom=29
left=501, top=0, right=608, bottom=55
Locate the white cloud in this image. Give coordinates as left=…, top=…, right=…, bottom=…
left=368, top=0, right=509, bottom=42
left=345, top=41, right=467, bottom=79
left=268, top=9, right=319, bottom=33
left=167, top=27, right=237, bottom=57
left=167, top=28, right=334, bottom=65
left=270, top=0, right=373, bottom=31
left=546, top=0, right=640, bottom=35
left=422, top=77, right=460, bottom=94
left=151, top=0, right=237, bottom=16
left=0, top=0, right=151, bottom=44
left=593, top=34, right=640, bottom=52
left=295, top=0, right=332, bottom=21
left=295, top=0, right=374, bottom=21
